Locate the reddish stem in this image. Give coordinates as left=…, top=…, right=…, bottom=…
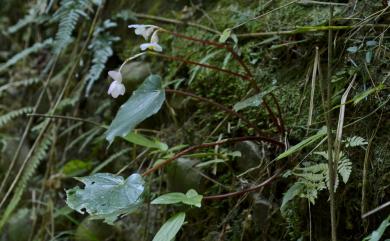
left=203, top=170, right=280, bottom=200
left=165, top=88, right=267, bottom=137
left=141, top=136, right=284, bottom=177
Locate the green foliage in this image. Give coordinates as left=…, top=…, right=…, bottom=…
left=151, top=189, right=203, bottom=208
left=85, top=19, right=119, bottom=96
left=233, top=86, right=276, bottom=111
left=124, top=132, right=168, bottom=151
left=52, top=0, right=95, bottom=55
left=0, top=127, right=55, bottom=230
left=363, top=215, right=390, bottom=241
left=352, top=83, right=385, bottom=105
left=152, top=212, right=186, bottom=241
left=66, top=173, right=144, bottom=224
left=0, top=39, right=53, bottom=73
left=105, top=75, right=166, bottom=143
left=61, top=159, right=93, bottom=177
left=345, top=136, right=368, bottom=147
left=0, top=107, right=34, bottom=128
left=276, top=127, right=327, bottom=160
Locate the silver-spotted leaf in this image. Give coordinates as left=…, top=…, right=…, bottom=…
left=66, top=173, right=144, bottom=224
left=105, top=75, right=165, bottom=143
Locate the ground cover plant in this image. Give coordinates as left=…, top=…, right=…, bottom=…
left=0, top=0, right=389, bottom=240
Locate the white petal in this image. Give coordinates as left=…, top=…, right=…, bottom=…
left=108, top=70, right=122, bottom=82
left=139, top=43, right=163, bottom=52
left=140, top=43, right=150, bottom=51
left=108, top=81, right=126, bottom=98
left=150, top=31, right=159, bottom=43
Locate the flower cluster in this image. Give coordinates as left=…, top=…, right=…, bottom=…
left=107, top=24, right=163, bottom=98
left=128, top=24, right=163, bottom=52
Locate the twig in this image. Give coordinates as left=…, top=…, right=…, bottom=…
left=150, top=52, right=250, bottom=80
left=362, top=201, right=390, bottom=219
left=142, top=136, right=284, bottom=176
left=134, top=13, right=220, bottom=34
left=203, top=170, right=280, bottom=200
left=165, top=89, right=268, bottom=137
left=27, top=113, right=102, bottom=127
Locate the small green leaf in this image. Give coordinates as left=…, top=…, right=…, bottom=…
left=105, top=75, right=165, bottom=143
left=281, top=182, right=304, bottom=211
left=124, top=132, right=168, bottom=151
left=366, top=40, right=377, bottom=47
left=347, top=46, right=358, bottom=53
left=219, top=28, right=232, bottom=43
left=183, top=189, right=203, bottom=207
left=61, top=159, right=93, bottom=177
left=352, top=83, right=384, bottom=105
left=152, top=212, right=186, bottom=241
left=276, top=127, right=327, bottom=160
left=363, top=215, right=390, bottom=241
left=66, top=173, right=144, bottom=224
left=366, top=50, right=373, bottom=63
left=151, top=189, right=203, bottom=208
left=233, top=86, right=276, bottom=112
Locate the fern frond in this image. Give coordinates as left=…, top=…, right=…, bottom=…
left=0, top=78, right=40, bottom=97
left=52, top=0, right=94, bottom=55
left=0, top=127, right=55, bottom=230
left=0, top=39, right=53, bottom=73
left=0, top=107, right=34, bottom=128
left=85, top=20, right=119, bottom=96
left=345, top=136, right=368, bottom=147
left=338, top=156, right=352, bottom=183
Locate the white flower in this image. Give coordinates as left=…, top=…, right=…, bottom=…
left=128, top=24, right=158, bottom=40
left=140, top=42, right=163, bottom=52
left=150, top=30, right=159, bottom=43
left=108, top=71, right=125, bottom=98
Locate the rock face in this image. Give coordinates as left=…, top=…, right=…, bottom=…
left=234, top=141, right=271, bottom=177
left=121, top=61, right=151, bottom=89
left=167, top=157, right=202, bottom=193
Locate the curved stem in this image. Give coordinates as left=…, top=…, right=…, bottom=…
left=165, top=88, right=268, bottom=137
left=203, top=170, right=280, bottom=200
left=142, top=136, right=284, bottom=177
left=119, top=52, right=146, bottom=72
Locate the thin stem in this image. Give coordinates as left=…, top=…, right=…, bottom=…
left=150, top=52, right=250, bottom=80
left=118, top=52, right=146, bottom=72
left=165, top=89, right=271, bottom=138
left=134, top=13, right=220, bottom=34
left=203, top=170, right=280, bottom=200
left=27, top=113, right=102, bottom=127
left=326, top=6, right=337, bottom=241
left=142, top=136, right=284, bottom=176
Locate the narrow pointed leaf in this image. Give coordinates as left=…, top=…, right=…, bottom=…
left=152, top=212, right=186, bottom=241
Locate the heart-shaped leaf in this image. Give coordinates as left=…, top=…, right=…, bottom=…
left=105, top=75, right=165, bottom=143
left=66, top=173, right=144, bottom=224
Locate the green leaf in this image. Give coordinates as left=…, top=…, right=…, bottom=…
left=151, top=189, right=203, bottom=208
left=61, top=159, right=93, bottom=177
left=345, top=136, right=368, bottom=147
left=363, top=215, right=390, bottom=241
left=152, top=212, right=186, bottom=241
left=233, top=86, right=276, bottom=112
left=281, top=182, right=304, bottom=211
left=105, top=75, right=165, bottom=143
left=276, top=127, right=327, bottom=160
left=66, top=173, right=144, bottom=224
left=352, top=83, right=384, bottom=105
left=347, top=46, right=358, bottom=53
left=124, top=132, right=168, bottom=151
left=366, top=50, right=373, bottom=64
left=219, top=28, right=232, bottom=43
